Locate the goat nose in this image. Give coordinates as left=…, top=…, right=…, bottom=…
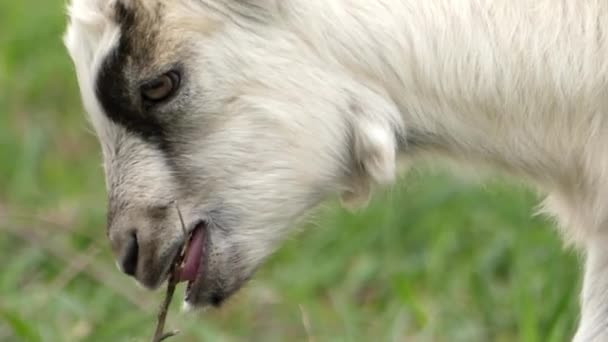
left=121, top=232, right=139, bottom=277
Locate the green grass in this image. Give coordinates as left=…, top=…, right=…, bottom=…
left=0, top=1, right=582, bottom=341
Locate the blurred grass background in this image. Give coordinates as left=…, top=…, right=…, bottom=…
left=0, top=1, right=583, bottom=341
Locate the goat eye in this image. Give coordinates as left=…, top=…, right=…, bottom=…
left=141, top=71, right=180, bottom=103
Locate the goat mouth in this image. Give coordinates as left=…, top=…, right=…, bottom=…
left=175, top=222, right=207, bottom=300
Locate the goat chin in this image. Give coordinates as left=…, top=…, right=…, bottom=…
left=64, top=0, right=608, bottom=339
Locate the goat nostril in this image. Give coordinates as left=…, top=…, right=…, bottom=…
left=121, top=232, right=139, bottom=277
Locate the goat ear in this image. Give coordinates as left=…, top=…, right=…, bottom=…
left=353, top=119, right=398, bottom=185
left=340, top=118, right=398, bottom=210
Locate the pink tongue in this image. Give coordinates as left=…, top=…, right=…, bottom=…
left=179, top=228, right=204, bottom=282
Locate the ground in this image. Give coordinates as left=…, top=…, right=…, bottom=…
left=0, top=1, right=581, bottom=341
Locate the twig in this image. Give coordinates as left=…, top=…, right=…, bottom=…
left=152, top=274, right=180, bottom=342
left=299, top=304, right=316, bottom=342
left=151, top=203, right=189, bottom=342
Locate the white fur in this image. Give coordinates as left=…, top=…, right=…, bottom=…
left=64, top=0, right=608, bottom=339
left=63, top=0, right=121, bottom=159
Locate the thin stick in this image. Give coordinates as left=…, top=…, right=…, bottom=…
left=152, top=277, right=180, bottom=342
left=151, top=203, right=189, bottom=342
left=175, top=202, right=188, bottom=236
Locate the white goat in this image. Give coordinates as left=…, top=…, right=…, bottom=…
left=63, top=0, right=608, bottom=340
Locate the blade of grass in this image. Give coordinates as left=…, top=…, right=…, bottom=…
left=0, top=223, right=154, bottom=312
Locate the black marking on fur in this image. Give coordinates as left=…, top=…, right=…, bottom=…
left=210, top=292, right=225, bottom=307
left=95, top=2, right=168, bottom=147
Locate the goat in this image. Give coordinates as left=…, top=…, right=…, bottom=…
left=63, top=0, right=608, bottom=340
